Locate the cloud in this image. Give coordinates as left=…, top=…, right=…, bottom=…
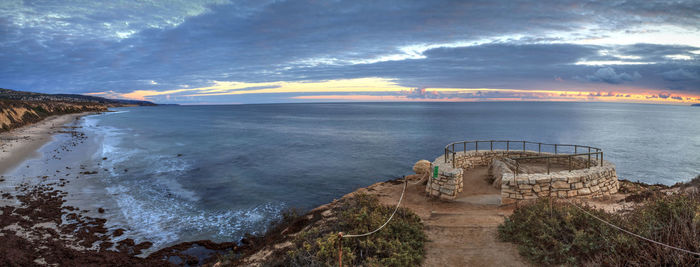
left=662, top=69, right=700, bottom=81
left=582, top=67, right=642, bottom=84
left=0, top=0, right=699, bottom=103
left=403, top=88, right=442, bottom=99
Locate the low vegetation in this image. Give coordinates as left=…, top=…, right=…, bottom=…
left=285, top=193, right=425, bottom=266
left=498, top=190, right=700, bottom=266
left=224, top=192, right=426, bottom=266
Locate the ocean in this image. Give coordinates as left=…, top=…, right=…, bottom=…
left=6, top=102, right=700, bottom=251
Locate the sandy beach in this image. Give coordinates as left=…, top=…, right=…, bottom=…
left=0, top=112, right=92, bottom=175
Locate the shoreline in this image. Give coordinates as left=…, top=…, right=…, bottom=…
left=0, top=112, right=97, bottom=175
left=0, top=111, right=238, bottom=265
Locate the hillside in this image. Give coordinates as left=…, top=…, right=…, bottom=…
left=0, top=100, right=108, bottom=132
left=0, top=88, right=155, bottom=106
left=0, top=88, right=155, bottom=132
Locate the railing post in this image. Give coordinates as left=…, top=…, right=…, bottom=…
left=547, top=157, right=550, bottom=174
left=522, top=141, right=525, bottom=152
left=464, top=142, right=466, bottom=153
left=452, top=143, right=455, bottom=155
left=490, top=141, right=493, bottom=151
left=476, top=141, right=478, bottom=152
left=554, top=144, right=557, bottom=155
left=538, top=143, right=541, bottom=155
left=600, top=152, right=603, bottom=167
left=452, top=152, right=455, bottom=168
left=574, top=145, right=577, bottom=154
left=568, top=156, right=572, bottom=172
left=587, top=152, right=591, bottom=168
left=507, top=141, right=510, bottom=152
left=444, top=148, right=447, bottom=163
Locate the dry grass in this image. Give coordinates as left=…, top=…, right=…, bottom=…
left=498, top=193, right=700, bottom=266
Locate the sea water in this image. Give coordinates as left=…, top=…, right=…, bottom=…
left=7, top=102, right=700, bottom=250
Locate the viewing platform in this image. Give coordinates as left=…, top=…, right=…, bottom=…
left=426, top=140, right=619, bottom=204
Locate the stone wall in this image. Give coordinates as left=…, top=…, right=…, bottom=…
left=425, top=164, right=463, bottom=201
left=428, top=149, right=618, bottom=203
left=499, top=162, right=618, bottom=204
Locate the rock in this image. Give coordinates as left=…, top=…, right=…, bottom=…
left=578, top=188, right=591, bottom=195
left=552, top=181, right=569, bottom=189
left=413, top=160, right=431, bottom=174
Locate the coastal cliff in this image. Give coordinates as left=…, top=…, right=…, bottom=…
left=0, top=100, right=107, bottom=132
left=0, top=88, right=155, bottom=132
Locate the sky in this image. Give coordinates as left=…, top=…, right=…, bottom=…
left=1, top=0, right=699, bottom=105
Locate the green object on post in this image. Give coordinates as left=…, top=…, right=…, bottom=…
left=433, top=166, right=439, bottom=178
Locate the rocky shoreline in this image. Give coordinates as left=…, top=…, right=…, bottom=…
left=0, top=176, right=245, bottom=266
left=0, top=112, right=242, bottom=266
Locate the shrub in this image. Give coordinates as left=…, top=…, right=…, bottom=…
left=498, top=195, right=700, bottom=266
left=285, top=193, right=426, bottom=266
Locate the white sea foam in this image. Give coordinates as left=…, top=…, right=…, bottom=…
left=105, top=183, right=282, bottom=248
left=80, top=112, right=278, bottom=249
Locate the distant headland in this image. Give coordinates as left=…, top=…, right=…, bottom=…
left=692, top=103, right=700, bottom=106
left=0, top=88, right=155, bottom=106
left=0, top=88, right=157, bottom=132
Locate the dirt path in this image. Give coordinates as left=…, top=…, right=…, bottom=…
left=360, top=166, right=529, bottom=267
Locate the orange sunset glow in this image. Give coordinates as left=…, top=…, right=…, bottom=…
left=87, top=78, right=700, bottom=105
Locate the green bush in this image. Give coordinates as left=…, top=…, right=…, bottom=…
left=285, top=193, right=426, bottom=266
left=498, top=195, right=700, bottom=266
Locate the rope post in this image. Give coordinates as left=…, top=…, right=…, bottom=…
left=475, top=141, right=478, bottom=152
left=338, top=232, right=343, bottom=267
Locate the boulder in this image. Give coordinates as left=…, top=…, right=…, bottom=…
left=413, top=160, right=431, bottom=174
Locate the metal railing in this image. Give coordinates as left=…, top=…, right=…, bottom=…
left=443, top=140, right=603, bottom=175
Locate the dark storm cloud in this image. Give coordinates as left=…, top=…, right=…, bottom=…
left=662, top=69, right=700, bottom=81
left=581, top=68, right=642, bottom=84
left=282, top=43, right=699, bottom=91
left=0, top=0, right=699, bottom=101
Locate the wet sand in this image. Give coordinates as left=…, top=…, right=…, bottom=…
left=0, top=112, right=93, bottom=175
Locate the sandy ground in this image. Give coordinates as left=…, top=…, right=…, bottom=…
left=352, top=166, right=530, bottom=267
left=0, top=113, right=91, bottom=175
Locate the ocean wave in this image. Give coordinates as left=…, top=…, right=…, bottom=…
left=105, top=183, right=283, bottom=248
